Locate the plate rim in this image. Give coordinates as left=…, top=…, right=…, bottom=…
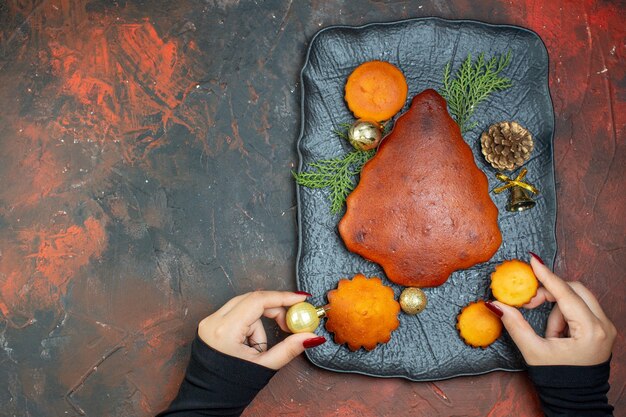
left=294, top=16, right=558, bottom=381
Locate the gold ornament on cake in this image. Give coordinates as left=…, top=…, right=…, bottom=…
left=481, top=121, right=534, bottom=171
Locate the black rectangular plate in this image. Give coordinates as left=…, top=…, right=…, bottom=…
left=295, top=17, right=556, bottom=381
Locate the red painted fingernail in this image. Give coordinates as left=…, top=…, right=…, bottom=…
left=529, top=252, right=544, bottom=265
left=303, top=336, right=326, bottom=349
left=485, top=301, right=503, bottom=318
left=294, top=291, right=312, bottom=297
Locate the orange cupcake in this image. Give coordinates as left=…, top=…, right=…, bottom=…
left=325, top=274, right=400, bottom=351
left=456, top=300, right=503, bottom=348
left=490, top=259, right=539, bottom=307
left=344, top=61, right=408, bottom=122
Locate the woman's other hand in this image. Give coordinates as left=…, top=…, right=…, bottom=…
left=197, top=291, right=326, bottom=370
left=490, top=254, right=616, bottom=366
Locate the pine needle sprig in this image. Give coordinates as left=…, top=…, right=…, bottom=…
left=332, top=122, right=353, bottom=140
left=293, top=149, right=375, bottom=214
left=442, top=51, right=512, bottom=133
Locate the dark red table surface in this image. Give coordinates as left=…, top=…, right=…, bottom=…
left=0, top=1, right=623, bottom=416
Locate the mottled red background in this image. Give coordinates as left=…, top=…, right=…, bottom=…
left=0, top=0, right=623, bottom=416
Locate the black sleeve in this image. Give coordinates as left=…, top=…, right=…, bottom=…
left=527, top=359, right=614, bottom=417
left=156, top=335, right=276, bottom=417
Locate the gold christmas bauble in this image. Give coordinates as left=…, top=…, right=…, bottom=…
left=348, top=119, right=383, bottom=151
left=286, top=302, right=327, bottom=333
left=399, top=287, right=427, bottom=315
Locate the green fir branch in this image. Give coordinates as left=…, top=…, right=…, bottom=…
left=442, top=51, right=512, bottom=133
left=332, top=122, right=353, bottom=140
left=293, top=148, right=375, bottom=214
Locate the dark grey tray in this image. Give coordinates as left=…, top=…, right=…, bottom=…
left=295, top=17, right=556, bottom=381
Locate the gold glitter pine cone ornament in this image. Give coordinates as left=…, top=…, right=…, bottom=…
left=481, top=121, right=534, bottom=171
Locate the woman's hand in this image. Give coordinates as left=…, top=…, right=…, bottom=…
left=490, top=254, right=616, bottom=366
left=197, top=291, right=326, bottom=370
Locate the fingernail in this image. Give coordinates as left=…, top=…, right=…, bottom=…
left=485, top=301, right=503, bottom=317
left=529, top=252, right=544, bottom=265
left=294, top=291, right=312, bottom=297
left=303, top=336, right=326, bottom=349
